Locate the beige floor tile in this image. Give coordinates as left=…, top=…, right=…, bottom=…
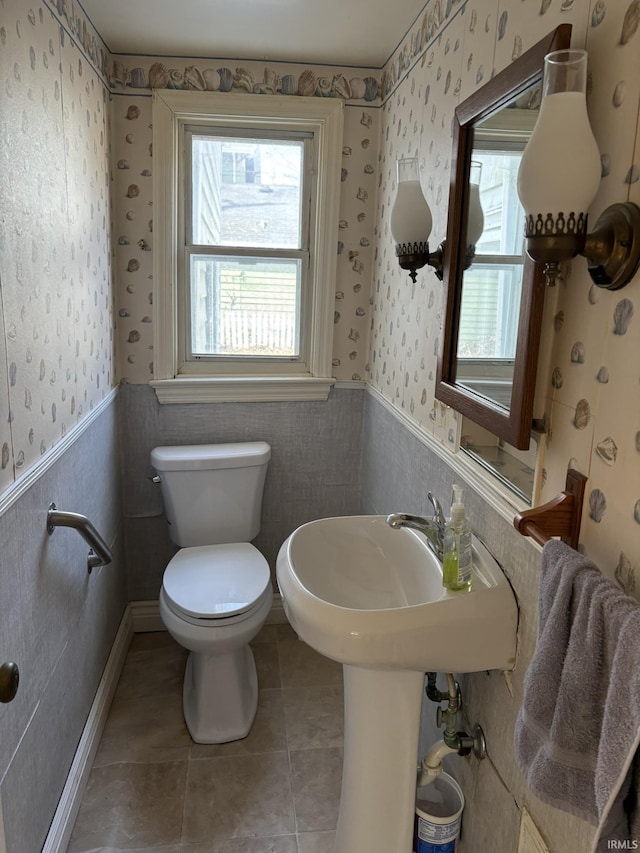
left=289, top=748, right=343, bottom=833
left=278, top=639, right=342, bottom=689
left=67, top=760, right=188, bottom=851
left=296, top=831, right=335, bottom=853
left=283, top=686, right=344, bottom=750
left=94, top=691, right=191, bottom=766
left=253, top=640, right=282, bottom=689
left=114, top=636, right=187, bottom=701
left=181, top=752, right=295, bottom=843
left=189, top=689, right=286, bottom=759
left=179, top=838, right=297, bottom=852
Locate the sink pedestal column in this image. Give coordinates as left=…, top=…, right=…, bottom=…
left=335, top=665, right=424, bottom=853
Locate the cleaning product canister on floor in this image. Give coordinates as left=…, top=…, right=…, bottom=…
left=414, top=772, right=464, bottom=852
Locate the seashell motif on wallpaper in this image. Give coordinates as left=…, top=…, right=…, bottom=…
left=184, top=66, right=206, bottom=90
left=588, top=284, right=600, bottom=304
left=634, top=500, right=640, bottom=524
left=129, top=67, right=148, bottom=88
left=570, top=341, right=586, bottom=363
left=636, top=431, right=640, bottom=452
left=126, top=105, right=140, bottom=120
left=234, top=67, right=255, bottom=93
left=601, top=153, right=611, bottom=176
left=625, top=164, right=640, bottom=184
left=615, top=552, right=635, bottom=594
left=620, top=0, right=640, bottom=44
left=280, top=74, right=297, bottom=95
left=149, top=62, right=169, bottom=89
left=202, top=69, right=221, bottom=91
left=498, top=10, right=508, bottom=39
left=613, top=80, right=626, bottom=107
left=591, top=0, right=606, bottom=26
left=589, top=488, right=607, bottom=522
left=613, top=298, right=634, bottom=334
left=216, top=68, right=233, bottom=92
left=573, top=398, right=591, bottom=429
left=1, top=443, right=9, bottom=469
left=298, top=70, right=317, bottom=97
left=551, top=367, right=563, bottom=389
left=596, top=366, right=609, bottom=383
left=540, top=0, right=552, bottom=14
left=596, top=436, right=618, bottom=465
left=332, top=74, right=352, bottom=100
left=554, top=310, right=564, bottom=331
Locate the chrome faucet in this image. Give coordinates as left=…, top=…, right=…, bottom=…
left=385, top=492, right=446, bottom=561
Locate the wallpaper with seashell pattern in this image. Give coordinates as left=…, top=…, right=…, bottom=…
left=0, top=0, right=114, bottom=496
left=1, top=0, right=638, bottom=594
left=371, top=0, right=640, bottom=593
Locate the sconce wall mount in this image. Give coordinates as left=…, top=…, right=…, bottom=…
left=395, top=241, right=444, bottom=282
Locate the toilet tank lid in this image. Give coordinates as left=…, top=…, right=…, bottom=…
left=151, top=441, right=271, bottom=471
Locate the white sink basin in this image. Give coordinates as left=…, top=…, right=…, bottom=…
left=276, top=514, right=518, bottom=673
left=276, top=515, right=518, bottom=853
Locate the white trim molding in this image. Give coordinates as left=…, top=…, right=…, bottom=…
left=151, top=375, right=335, bottom=403
left=42, top=607, right=134, bottom=853
left=0, top=387, right=119, bottom=521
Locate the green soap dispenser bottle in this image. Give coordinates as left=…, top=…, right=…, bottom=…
left=442, top=485, right=472, bottom=591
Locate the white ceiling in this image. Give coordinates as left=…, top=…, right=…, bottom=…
left=81, top=0, right=427, bottom=67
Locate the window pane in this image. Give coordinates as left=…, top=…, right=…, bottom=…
left=474, top=151, right=525, bottom=256
left=191, top=135, right=304, bottom=249
left=457, top=265, right=523, bottom=359
left=190, top=255, right=301, bottom=358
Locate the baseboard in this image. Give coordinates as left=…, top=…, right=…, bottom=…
left=130, top=593, right=288, bottom=632
left=42, top=607, right=134, bottom=853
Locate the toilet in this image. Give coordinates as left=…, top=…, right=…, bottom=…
left=150, top=441, right=273, bottom=744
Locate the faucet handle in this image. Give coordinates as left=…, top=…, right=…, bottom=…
left=427, top=492, right=446, bottom=525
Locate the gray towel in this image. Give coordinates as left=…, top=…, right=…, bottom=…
left=514, top=539, right=640, bottom=852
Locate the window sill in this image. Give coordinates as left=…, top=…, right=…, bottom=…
left=150, top=376, right=336, bottom=404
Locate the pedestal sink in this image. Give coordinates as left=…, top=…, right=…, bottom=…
left=276, top=515, right=518, bottom=853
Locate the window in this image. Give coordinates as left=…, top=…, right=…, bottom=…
left=151, top=91, right=344, bottom=402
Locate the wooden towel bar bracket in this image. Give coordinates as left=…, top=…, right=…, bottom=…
left=513, top=468, right=588, bottom=550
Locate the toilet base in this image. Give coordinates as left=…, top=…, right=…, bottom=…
left=183, top=645, right=259, bottom=743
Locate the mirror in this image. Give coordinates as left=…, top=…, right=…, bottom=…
left=436, top=25, right=572, bottom=450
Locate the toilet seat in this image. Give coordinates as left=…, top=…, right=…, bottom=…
left=163, top=542, right=270, bottom=621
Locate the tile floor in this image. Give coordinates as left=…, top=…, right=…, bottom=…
left=67, top=623, right=344, bottom=852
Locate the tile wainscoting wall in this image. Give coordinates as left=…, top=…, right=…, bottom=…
left=118, top=384, right=365, bottom=600
left=0, top=396, right=127, bottom=853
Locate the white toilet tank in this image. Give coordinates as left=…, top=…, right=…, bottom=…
left=151, top=442, right=271, bottom=547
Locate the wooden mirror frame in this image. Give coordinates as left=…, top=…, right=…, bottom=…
left=435, top=24, right=572, bottom=450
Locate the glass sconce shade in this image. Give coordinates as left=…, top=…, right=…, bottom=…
left=518, top=50, right=601, bottom=260
left=391, top=157, right=435, bottom=281
left=517, top=49, right=602, bottom=282
left=390, top=157, right=433, bottom=248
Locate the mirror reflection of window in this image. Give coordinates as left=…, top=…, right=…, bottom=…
left=455, top=99, right=539, bottom=405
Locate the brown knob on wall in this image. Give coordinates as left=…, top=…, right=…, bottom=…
left=0, top=661, right=19, bottom=703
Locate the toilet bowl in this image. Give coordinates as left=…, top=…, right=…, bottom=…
left=151, top=442, right=272, bottom=744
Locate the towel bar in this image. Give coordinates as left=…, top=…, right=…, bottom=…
left=46, top=503, right=113, bottom=574
left=513, top=469, right=587, bottom=550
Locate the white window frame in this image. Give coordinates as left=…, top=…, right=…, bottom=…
left=151, top=90, right=344, bottom=403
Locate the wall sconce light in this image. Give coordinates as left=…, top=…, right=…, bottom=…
left=390, top=156, right=444, bottom=282
left=517, top=48, right=640, bottom=289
